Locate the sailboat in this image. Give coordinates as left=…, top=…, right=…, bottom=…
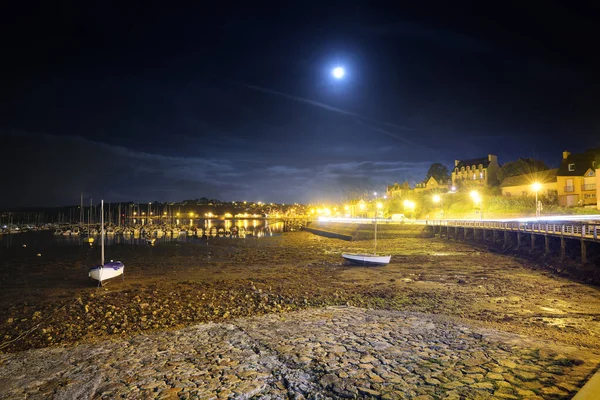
left=85, top=199, right=94, bottom=244
left=89, top=200, right=124, bottom=285
left=342, top=217, right=391, bottom=266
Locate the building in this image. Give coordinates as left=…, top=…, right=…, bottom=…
left=386, top=182, right=410, bottom=199
left=414, top=176, right=450, bottom=193
left=557, top=150, right=597, bottom=207
left=348, top=199, right=368, bottom=218
left=451, top=154, right=500, bottom=188
left=500, top=169, right=558, bottom=197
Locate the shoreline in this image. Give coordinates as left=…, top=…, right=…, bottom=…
left=1, top=227, right=599, bottom=355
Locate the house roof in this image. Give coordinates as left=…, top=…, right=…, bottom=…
left=500, top=169, right=558, bottom=188
left=557, top=152, right=597, bottom=176
left=455, top=157, right=490, bottom=170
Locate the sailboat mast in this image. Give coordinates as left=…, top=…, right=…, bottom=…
left=101, top=200, right=105, bottom=266
left=374, top=217, right=377, bottom=255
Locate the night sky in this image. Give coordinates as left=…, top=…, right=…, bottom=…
left=2, top=3, right=599, bottom=207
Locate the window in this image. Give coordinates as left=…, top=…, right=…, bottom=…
left=478, top=164, right=483, bottom=169
left=565, top=178, right=574, bottom=193
left=568, top=163, right=575, bottom=171
left=480, top=172, right=484, bottom=179
left=473, top=173, right=476, bottom=180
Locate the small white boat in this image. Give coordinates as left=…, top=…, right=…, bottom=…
left=342, top=218, right=390, bottom=267
left=88, top=200, right=124, bottom=286
left=342, top=253, right=391, bottom=266
left=89, top=261, right=124, bottom=282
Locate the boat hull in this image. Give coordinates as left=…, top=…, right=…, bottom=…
left=89, top=261, right=124, bottom=282
left=342, top=253, right=391, bottom=266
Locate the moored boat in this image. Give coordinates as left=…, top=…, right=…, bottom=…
left=341, top=253, right=391, bottom=266
left=88, top=200, right=124, bottom=286
left=342, top=218, right=391, bottom=266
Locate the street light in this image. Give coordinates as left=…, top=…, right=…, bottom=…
left=532, top=182, right=542, bottom=218
left=470, top=191, right=482, bottom=219
left=403, top=200, right=415, bottom=218
left=432, top=194, right=443, bottom=219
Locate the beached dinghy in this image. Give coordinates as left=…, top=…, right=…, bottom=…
left=342, top=217, right=391, bottom=266
left=89, top=200, right=124, bottom=285
left=89, top=261, right=124, bottom=282
left=341, top=253, right=391, bottom=266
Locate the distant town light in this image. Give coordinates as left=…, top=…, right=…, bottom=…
left=432, top=195, right=441, bottom=204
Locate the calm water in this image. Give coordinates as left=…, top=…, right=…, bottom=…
left=0, top=219, right=285, bottom=249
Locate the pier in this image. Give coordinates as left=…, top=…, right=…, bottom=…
left=427, top=219, right=600, bottom=264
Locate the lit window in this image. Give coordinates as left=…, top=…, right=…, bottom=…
left=480, top=172, right=483, bottom=179
left=473, top=173, right=476, bottom=180
left=568, top=163, right=575, bottom=171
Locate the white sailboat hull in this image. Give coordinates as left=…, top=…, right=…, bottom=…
left=89, top=262, right=124, bottom=282
left=342, top=253, right=391, bottom=266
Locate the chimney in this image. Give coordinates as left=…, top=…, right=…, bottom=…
left=562, top=150, right=570, bottom=160
left=454, top=160, right=460, bottom=167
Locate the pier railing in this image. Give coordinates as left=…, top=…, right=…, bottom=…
left=427, top=219, right=600, bottom=242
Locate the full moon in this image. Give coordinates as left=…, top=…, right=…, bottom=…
left=332, top=66, right=345, bottom=79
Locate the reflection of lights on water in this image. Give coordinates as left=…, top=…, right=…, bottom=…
left=225, top=220, right=232, bottom=230
left=176, top=219, right=180, bottom=225
left=253, top=220, right=258, bottom=228
left=244, top=220, right=249, bottom=229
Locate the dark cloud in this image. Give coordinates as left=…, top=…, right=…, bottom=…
left=1, top=132, right=433, bottom=207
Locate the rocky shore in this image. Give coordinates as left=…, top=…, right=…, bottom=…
left=1, top=307, right=598, bottom=399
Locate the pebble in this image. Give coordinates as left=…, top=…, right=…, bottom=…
left=0, top=307, right=597, bottom=399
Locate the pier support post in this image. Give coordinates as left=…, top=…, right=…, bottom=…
left=464, top=227, right=468, bottom=241
left=504, top=231, right=508, bottom=248
left=455, top=226, right=458, bottom=240
left=482, top=228, right=486, bottom=242
left=517, top=232, right=521, bottom=250
left=493, top=230, right=498, bottom=244
left=581, top=240, right=587, bottom=265
left=473, top=228, right=477, bottom=242
left=560, top=236, right=566, bottom=260
left=530, top=233, right=535, bottom=253
left=544, top=235, right=550, bottom=256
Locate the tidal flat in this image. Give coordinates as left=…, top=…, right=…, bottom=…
left=1, top=224, right=598, bottom=354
